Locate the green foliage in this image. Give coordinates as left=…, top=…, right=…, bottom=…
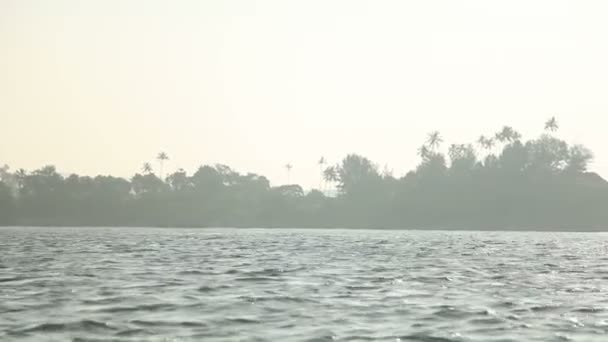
left=0, top=181, right=16, bottom=225
left=1, top=123, right=607, bottom=229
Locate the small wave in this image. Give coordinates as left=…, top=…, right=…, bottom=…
left=115, top=328, right=145, bottom=336
left=226, top=317, right=260, bottom=324
left=197, top=284, right=230, bottom=292
left=130, top=320, right=206, bottom=328
left=12, top=320, right=116, bottom=334
left=98, top=303, right=176, bottom=313
left=398, top=333, right=460, bottom=342
left=530, top=305, right=561, bottom=312
left=339, top=335, right=376, bottom=341
left=243, top=268, right=293, bottom=277
left=178, top=270, right=208, bottom=275
left=573, top=307, right=604, bottom=313
left=197, top=285, right=215, bottom=292
left=433, top=306, right=472, bottom=319
left=412, top=276, right=453, bottom=283
left=555, top=333, right=573, bottom=341
left=81, top=296, right=130, bottom=305
left=300, top=328, right=337, bottom=342
left=235, top=276, right=280, bottom=282
left=345, top=285, right=380, bottom=291
left=239, top=295, right=318, bottom=304
left=469, top=317, right=504, bottom=325
left=0, top=276, right=25, bottom=283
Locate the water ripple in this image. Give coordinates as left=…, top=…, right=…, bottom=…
left=2, top=227, right=608, bottom=341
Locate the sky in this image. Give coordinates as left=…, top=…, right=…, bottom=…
left=1, top=0, right=608, bottom=189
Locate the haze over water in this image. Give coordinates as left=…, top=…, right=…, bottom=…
left=2, top=227, right=608, bottom=341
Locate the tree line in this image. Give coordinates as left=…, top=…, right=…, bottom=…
left=1, top=118, right=608, bottom=230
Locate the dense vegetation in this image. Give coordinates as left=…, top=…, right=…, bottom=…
left=2, top=119, right=607, bottom=230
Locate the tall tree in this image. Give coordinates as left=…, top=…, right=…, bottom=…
left=157, top=152, right=169, bottom=180
left=427, top=131, right=443, bottom=150
left=15, top=168, right=27, bottom=193
left=545, top=116, right=559, bottom=133
left=318, top=157, right=326, bottom=190
left=565, top=144, right=593, bottom=173
left=0, top=181, right=16, bottom=225
left=495, top=126, right=521, bottom=144
left=417, top=145, right=430, bottom=159
left=323, top=166, right=338, bottom=183
left=477, top=135, right=487, bottom=149
left=335, top=154, right=381, bottom=196
left=476, top=136, right=495, bottom=159
left=142, top=163, right=153, bottom=175
left=483, top=137, right=495, bottom=154
left=167, top=168, right=190, bottom=192
left=3, top=121, right=607, bottom=229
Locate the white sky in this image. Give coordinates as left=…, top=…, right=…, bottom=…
left=1, top=0, right=608, bottom=189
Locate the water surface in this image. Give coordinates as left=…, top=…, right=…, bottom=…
left=1, top=227, right=608, bottom=341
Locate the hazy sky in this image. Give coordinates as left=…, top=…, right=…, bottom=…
left=2, top=0, right=608, bottom=188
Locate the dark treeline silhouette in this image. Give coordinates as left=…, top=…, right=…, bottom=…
left=2, top=119, right=608, bottom=230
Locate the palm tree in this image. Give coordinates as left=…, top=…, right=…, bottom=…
left=477, top=135, right=495, bottom=154
left=318, top=157, right=326, bottom=190
left=157, top=152, right=169, bottom=179
left=485, top=138, right=495, bottom=153
left=545, top=116, right=559, bottom=132
left=142, top=162, right=153, bottom=175
left=427, top=131, right=443, bottom=150
left=322, top=166, right=338, bottom=194
left=495, top=126, right=521, bottom=143
left=417, top=145, right=430, bottom=159
left=495, top=127, right=509, bottom=143
left=285, top=163, right=293, bottom=184
left=323, top=166, right=338, bottom=183
left=477, top=135, right=487, bottom=149
left=15, top=168, right=27, bottom=191
left=512, top=130, right=522, bottom=141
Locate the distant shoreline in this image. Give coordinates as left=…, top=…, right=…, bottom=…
left=3, top=225, right=608, bottom=233
left=2, top=123, right=608, bottom=231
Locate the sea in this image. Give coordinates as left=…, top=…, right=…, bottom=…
left=1, top=227, right=608, bottom=341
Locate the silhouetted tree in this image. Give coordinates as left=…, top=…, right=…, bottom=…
left=495, top=126, right=521, bottom=144
left=318, top=157, right=326, bottom=190
left=157, top=152, right=169, bottom=180
left=477, top=135, right=495, bottom=156
left=449, top=144, right=477, bottom=175
left=545, top=116, right=559, bottom=133
left=526, top=134, right=569, bottom=174
left=427, top=131, right=443, bottom=150
left=566, top=144, right=593, bottom=174
left=15, top=168, right=27, bottom=193
left=167, top=168, right=190, bottom=192
left=417, top=145, right=430, bottom=159
left=2, top=122, right=607, bottom=230
left=142, top=163, right=153, bottom=175
left=132, top=173, right=166, bottom=197
left=0, top=181, right=16, bottom=225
